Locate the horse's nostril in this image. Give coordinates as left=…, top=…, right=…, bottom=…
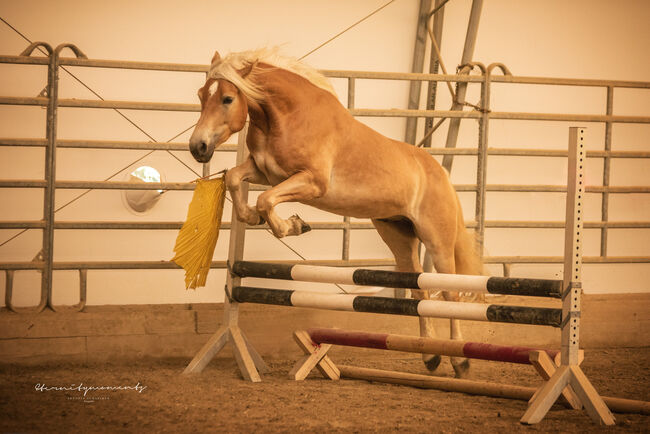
left=199, top=141, right=208, bottom=155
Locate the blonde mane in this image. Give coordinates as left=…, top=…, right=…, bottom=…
left=208, top=47, right=336, bottom=103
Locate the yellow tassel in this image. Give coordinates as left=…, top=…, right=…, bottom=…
left=172, top=177, right=226, bottom=289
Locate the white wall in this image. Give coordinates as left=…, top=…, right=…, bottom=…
left=0, top=0, right=648, bottom=307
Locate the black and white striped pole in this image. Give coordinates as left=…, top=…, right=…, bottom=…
left=232, top=261, right=563, bottom=298
left=231, top=285, right=561, bottom=327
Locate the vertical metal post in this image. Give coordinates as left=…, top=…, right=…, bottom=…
left=600, top=86, right=613, bottom=257
left=561, top=127, right=585, bottom=366
left=4, top=270, right=14, bottom=311
left=342, top=78, right=356, bottom=261
left=42, top=48, right=59, bottom=310
left=404, top=0, right=432, bottom=145
left=474, top=72, right=489, bottom=256
left=422, top=0, right=446, bottom=148
left=45, top=44, right=86, bottom=311
left=78, top=269, right=87, bottom=311
left=442, top=0, right=483, bottom=171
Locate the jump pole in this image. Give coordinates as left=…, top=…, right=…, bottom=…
left=305, top=327, right=559, bottom=365
left=231, top=285, right=562, bottom=327
left=337, top=365, right=650, bottom=416
left=232, top=261, right=563, bottom=298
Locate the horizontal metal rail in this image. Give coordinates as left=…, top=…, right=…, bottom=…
left=0, top=138, right=238, bottom=152
left=2, top=220, right=649, bottom=230
left=3, top=96, right=650, bottom=124
left=0, top=221, right=378, bottom=230
left=2, top=255, right=648, bottom=272
left=2, top=139, right=648, bottom=160
left=2, top=179, right=649, bottom=194
left=5, top=54, right=650, bottom=88
left=2, top=179, right=648, bottom=194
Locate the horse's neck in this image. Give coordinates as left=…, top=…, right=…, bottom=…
left=247, top=68, right=314, bottom=134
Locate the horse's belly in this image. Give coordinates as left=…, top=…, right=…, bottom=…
left=305, top=189, right=407, bottom=220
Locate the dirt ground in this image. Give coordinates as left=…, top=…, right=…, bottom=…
left=0, top=347, right=648, bottom=433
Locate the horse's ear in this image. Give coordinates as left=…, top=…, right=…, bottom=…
left=210, top=51, right=221, bottom=67
left=238, top=61, right=258, bottom=78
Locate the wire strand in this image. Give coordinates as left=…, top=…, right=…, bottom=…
left=299, top=0, right=396, bottom=60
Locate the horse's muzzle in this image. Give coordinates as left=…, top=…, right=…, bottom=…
left=189, top=139, right=215, bottom=163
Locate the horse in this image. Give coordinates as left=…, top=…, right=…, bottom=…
left=188, top=48, right=483, bottom=378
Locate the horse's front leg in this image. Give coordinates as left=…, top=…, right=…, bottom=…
left=256, top=171, right=325, bottom=238
left=225, top=156, right=269, bottom=226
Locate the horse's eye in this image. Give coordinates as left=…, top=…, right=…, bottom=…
left=222, top=96, right=234, bottom=105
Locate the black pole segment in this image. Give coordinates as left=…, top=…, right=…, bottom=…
left=231, top=261, right=294, bottom=280
left=352, top=269, right=421, bottom=289
left=352, top=296, right=420, bottom=316
left=232, top=286, right=294, bottom=306
left=486, top=305, right=562, bottom=327
left=486, top=277, right=562, bottom=298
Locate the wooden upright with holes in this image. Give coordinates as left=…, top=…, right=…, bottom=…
left=183, top=124, right=267, bottom=381
left=520, top=127, right=615, bottom=425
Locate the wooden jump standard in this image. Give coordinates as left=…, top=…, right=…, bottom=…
left=184, top=128, right=617, bottom=425
left=289, top=328, right=650, bottom=416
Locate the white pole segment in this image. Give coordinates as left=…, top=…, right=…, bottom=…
left=417, top=273, right=490, bottom=292
left=417, top=299, right=489, bottom=321
left=290, top=291, right=357, bottom=311
left=291, top=265, right=356, bottom=285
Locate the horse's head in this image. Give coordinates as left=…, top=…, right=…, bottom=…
left=189, top=51, right=250, bottom=163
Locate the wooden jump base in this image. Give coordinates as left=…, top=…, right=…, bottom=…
left=306, top=327, right=559, bottom=365
left=185, top=129, right=619, bottom=425
left=232, top=260, right=562, bottom=298
left=231, top=286, right=562, bottom=327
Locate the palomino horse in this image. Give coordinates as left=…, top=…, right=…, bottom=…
left=189, top=48, right=483, bottom=378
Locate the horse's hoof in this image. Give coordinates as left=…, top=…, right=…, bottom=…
left=424, top=355, right=441, bottom=372
left=289, top=214, right=311, bottom=234
left=453, top=358, right=471, bottom=378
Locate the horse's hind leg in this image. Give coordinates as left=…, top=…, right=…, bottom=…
left=415, top=221, right=471, bottom=378
left=372, top=219, right=441, bottom=372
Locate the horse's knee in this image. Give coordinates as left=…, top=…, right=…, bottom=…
left=224, top=169, right=240, bottom=191
left=255, top=192, right=273, bottom=216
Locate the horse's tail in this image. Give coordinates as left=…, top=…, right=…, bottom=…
left=454, top=196, right=485, bottom=277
